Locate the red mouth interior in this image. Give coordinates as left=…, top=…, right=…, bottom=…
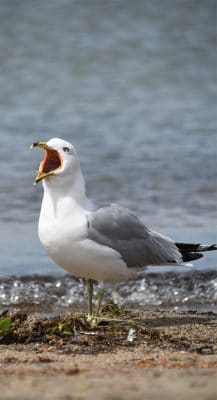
left=40, top=150, right=62, bottom=173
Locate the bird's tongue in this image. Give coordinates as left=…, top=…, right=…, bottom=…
left=40, top=149, right=62, bottom=173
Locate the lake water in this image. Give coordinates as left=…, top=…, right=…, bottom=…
left=0, top=0, right=216, bottom=312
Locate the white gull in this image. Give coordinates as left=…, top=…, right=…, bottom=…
left=31, top=138, right=217, bottom=317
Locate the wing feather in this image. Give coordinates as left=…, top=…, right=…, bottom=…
left=87, top=204, right=182, bottom=268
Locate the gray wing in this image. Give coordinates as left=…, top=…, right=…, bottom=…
left=87, top=204, right=182, bottom=268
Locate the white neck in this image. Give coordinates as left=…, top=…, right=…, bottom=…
left=40, top=168, right=93, bottom=220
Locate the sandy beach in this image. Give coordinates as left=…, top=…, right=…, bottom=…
left=0, top=308, right=216, bottom=399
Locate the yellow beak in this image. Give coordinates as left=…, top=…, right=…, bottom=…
left=30, top=141, right=51, bottom=150
left=30, top=141, right=56, bottom=183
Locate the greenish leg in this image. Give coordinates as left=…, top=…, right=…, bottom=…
left=95, top=287, right=104, bottom=317
left=86, top=279, right=94, bottom=317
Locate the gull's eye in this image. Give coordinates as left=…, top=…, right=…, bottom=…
left=63, top=146, right=70, bottom=153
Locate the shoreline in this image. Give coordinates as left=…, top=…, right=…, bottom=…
left=0, top=309, right=216, bottom=399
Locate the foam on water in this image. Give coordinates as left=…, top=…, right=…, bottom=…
left=0, top=271, right=216, bottom=314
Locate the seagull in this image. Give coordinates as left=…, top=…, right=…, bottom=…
left=31, top=138, right=217, bottom=317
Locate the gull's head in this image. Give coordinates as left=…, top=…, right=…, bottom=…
left=30, top=138, right=79, bottom=184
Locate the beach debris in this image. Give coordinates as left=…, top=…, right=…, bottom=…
left=0, top=317, right=12, bottom=334
left=127, top=328, right=136, bottom=342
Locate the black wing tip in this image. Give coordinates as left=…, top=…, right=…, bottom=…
left=181, top=252, right=203, bottom=262
left=208, top=244, right=217, bottom=251
left=176, top=242, right=217, bottom=263
left=176, top=242, right=217, bottom=253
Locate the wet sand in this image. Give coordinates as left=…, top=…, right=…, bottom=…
left=0, top=309, right=216, bottom=400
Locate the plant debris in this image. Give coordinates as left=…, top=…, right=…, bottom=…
left=0, top=307, right=216, bottom=355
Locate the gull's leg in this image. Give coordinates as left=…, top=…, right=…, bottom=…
left=95, top=282, right=105, bottom=317
left=86, top=279, right=93, bottom=317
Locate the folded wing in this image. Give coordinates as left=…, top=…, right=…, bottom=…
left=87, top=204, right=183, bottom=268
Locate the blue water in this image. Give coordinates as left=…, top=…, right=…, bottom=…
left=0, top=1, right=216, bottom=311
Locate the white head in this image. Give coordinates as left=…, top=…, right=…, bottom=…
left=31, top=138, right=82, bottom=188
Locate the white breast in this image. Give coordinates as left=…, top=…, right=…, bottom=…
left=38, top=199, right=134, bottom=282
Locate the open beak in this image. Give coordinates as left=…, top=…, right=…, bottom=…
left=30, top=141, right=63, bottom=183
